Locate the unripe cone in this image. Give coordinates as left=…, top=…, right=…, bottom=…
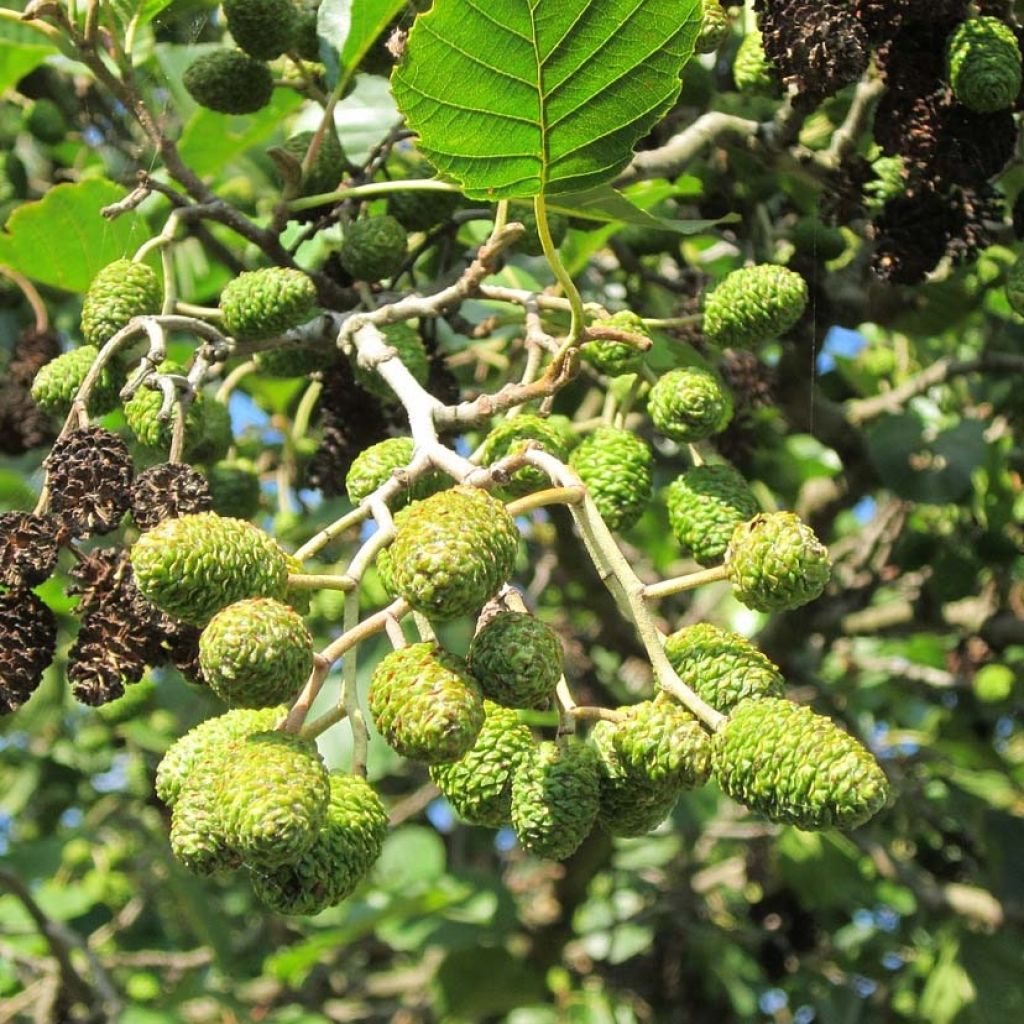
left=467, top=611, right=563, bottom=710
left=570, top=426, right=653, bottom=532
left=279, top=129, right=349, bottom=198
left=123, top=361, right=207, bottom=454
left=477, top=414, right=571, bottom=499
left=369, top=642, right=485, bottom=763
left=579, top=310, right=650, bottom=376
left=220, top=267, right=317, bottom=340
left=189, top=399, right=233, bottom=465
left=223, top=0, right=296, bottom=61
left=725, top=511, right=830, bottom=612
left=512, top=207, right=569, bottom=256
left=81, top=259, right=161, bottom=348
left=703, top=264, right=808, bottom=349
left=648, top=367, right=733, bottom=443
left=696, top=0, right=730, bottom=54
left=712, top=697, right=889, bottom=829
left=251, top=773, right=388, bottom=914
left=664, top=623, right=784, bottom=713
left=947, top=17, right=1022, bottom=114
left=352, top=323, right=430, bottom=400
left=255, top=343, right=334, bottom=378
left=665, top=464, right=759, bottom=566
left=131, top=512, right=290, bottom=626
left=345, top=437, right=445, bottom=507
left=206, top=459, right=262, bottom=519
left=511, top=739, right=600, bottom=860
left=1007, top=252, right=1024, bottom=315
left=338, top=215, right=408, bottom=281
left=429, top=701, right=534, bottom=827
left=199, top=598, right=313, bottom=708
left=31, top=346, right=120, bottom=418
left=183, top=50, right=274, bottom=115
left=734, top=30, right=777, bottom=94
left=169, top=745, right=240, bottom=876
left=386, top=486, right=520, bottom=620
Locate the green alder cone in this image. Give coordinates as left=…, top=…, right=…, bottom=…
left=467, top=611, right=563, bottom=710
left=155, top=705, right=285, bottom=806
left=368, top=642, right=485, bottom=763
left=386, top=486, right=520, bottom=620
left=725, top=511, right=831, bottom=612
left=199, top=598, right=313, bottom=708
left=733, top=30, right=777, bottom=94
left=570, top=426, right=653, bottom=532
left=695, top=0, right=730, bottom=54
left=580, top=310, right=650, bottom=376
left=947, top=16, right=1022, bottom=114
left=344, top=437, right=445, bottom=507
left=223, top=0, right=296, bottom=61
left=664, top=622, right=785, bottom=713
left=665, top=464, right=759, bottom=566
left=703, top=264, right=809, bottom=349
left=30, top=346, right=120, bottom=418
left=217, top=731, right=330, bottom=869
left=338, top=215, right=408, bottom=281
left=169, top=746, right=241, bottom=876
left=279, top=128, right=349, bottom=197
left=712, top=697, right=890, bottom=830
left=189, top=398, right=233, bottom=465
left=206, top=459, right=262, bottom=519
left=25, top=99, right=68, bottom=144
left=386, top=163, right=463, bottom=231
left=183, top=49, right=274, bottom=115
left=792, top=219, right=847, bottom=262
left=219, top=267, right=317, bottom=341
left=80, top=259, right=161, bottom=348
left=429, top=701, right=534, bottom=827
left=648, top=367, right=733, bottom=443
left=131, top=512, right=290, bottom=626
left=477, top=413, right=572, bottom=499
left=122, top=361, right=207, bottom=454
left=289, top=1, right=320, bottom=61
left=512, top=207, right=569, bottom=257
left=1006, top=252, right=1024, bottom=315
left=510, top=739, right=601, bottom=861
left=250, top=773, right=388, bottom=914
left=254, top=342, right=334, bottom=377
left=352, top=323, right=430, bottom=400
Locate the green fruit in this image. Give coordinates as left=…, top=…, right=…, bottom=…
left=570, top=426, right=653, bottom=531
left=220, top=268, right=317, bottom=341
left=352, top=322, right=430, bottom=400
left=25, top=99, right=67, bottom=144
left=545, top=414, right=579, bottom=453
left=199, top=598, right=313, bottom=708
left=947, top=16, right=1022, bottom=114
left=664, top=623, right=785, bottom=713
left=183, top=49, right=274, bottom=115
left=344, top=437, right=444, bottom=506
left=189, top=398, right=233, bottom=465
left=251, top=772, right=388, bottom=914
left=1006, top=252, right=1024, bottom=315
left=155, top=706, right=286, bottom=807
left=665, top=464, right=759, bottom=566
left=30, top=345, right=120, bottom=418
left=338, top=215, right=408, bottom=281
left=123, top=361, right=207, bottom=453
left=224, top=0, right=296, bottom=60
left=792, top=219, right=846, bottom=262
left=387, top=165, right=462, bottom=231
left=429, top=701, right=534, bottom=827
left=169, top=745, right=240, bottom=876
left=386, top=486, right=520, bottom=620
left=279, top=128, right=348, bottom=197
left=131, top=511, right=290, bottom=626
left=712, top=697, right=889, bottom=829
left=512, top=206, right=569, bottom=257
left=81, top=259, right=161, bottom=348
left=368, top=642, right=485, bottom=763
left=467, top=611, right=563, bottom=710
left=864, top=154, right=905, bottom=210
left=725, top=511, right=831, bottom=612
left=254, top=342, right=334, bottom=377
left=648, top=366, right=733, bottom=443
left=206, top=459, right=262, bottom=519
left=289, top=1, right=320, bottom=61
left=695, top=0, right=730, bottom=54
left=580, top=310, right=650, bottom=376
left=734, top=30, right=777, bottom=94
left=477, top=414, right=572, bottom=499
left=217, top=731, right=330, bottom=868
left=510, top=739, right=600, bottom=860
left=703, top=264, right=808, bottom=349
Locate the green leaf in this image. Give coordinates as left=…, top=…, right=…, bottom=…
left=0, top=21, right=58, bottom=93
left=0, top=179, right=151, bottom=293
left=318, top=0, right=405, bottom=87
left=919, top=935, right=976, bottom=1024
left=545, top=183, right=732, bottom=233
left=392, top=0, right=702, bottom=199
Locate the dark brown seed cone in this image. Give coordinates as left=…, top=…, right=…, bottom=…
left=871, top=187, right=953, bottom=283
left=0, top=384, right=56, bottom=455
left=10, top=327, right=61, bottom=388
left=945, top=187, right=1003, bottom=265
left=0, top=589, right=57, bottom=714
left=719, top=350, right=778, bottom=412
left=68, top=606, right=151, bottom=705
left=932, top=107, right=1018, bottom=189
left=162, top=621, right=206, bottom=686
left=67, top=549, right=125, bottom=615
left=0, top=512, right=62, bottom=589
left=851, top=0, right=904, bottom=45
left=130, top=462, right=212, bottom=531
left=44, top=427, right=134, bottom=538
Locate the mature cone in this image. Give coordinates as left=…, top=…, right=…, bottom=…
left=368, top=642, right=485, bottom=763
left=947, top=17, right=1022, bottom=113
left=510, top=739, right=601, bottom=860
left=579, top=310, right=650, bottom=376
left=217, top=731, right=330, bottom=869
left=68, top=603, right=152, bottom=706
left=467, top=611, right=563, bottom=710
left=570, top=426, right=653, bottom=532
left=338, top=215, right=408, bottom=281
left=664, top=622, right=785, bottom=712
left=734, top=30, right=778, bottom=94
left=352, top=322, right=430, bottom=400
left=713, top=697, right=889, bottom=829
left=870, top=188, right=952, bottom=284
left=251, top=773, right=388, bottom=914
left=130, top=463, right=212, bottom=531
left=0, top=512, right=60, bottom=589
left=477, top=414, right=571, bottom=499
left=199, top=598, right=313, bottom=707
left=30, top=346, right=120, bottom=418
left=206, top=460, right=262, bottom=520
left=183, top=49, right=274, bottom=115
left=170, top=750, right=240, bottom=876
left=279, top=128, right=349, bottom=197
left=0, top=383, right=56, bottom=455
left=345, top=437, right=444, bottom=506
left=665, top=464, right=759, bottom=566
left=725, top=512, right=831, bottom=612
left=1007, top=253, right=1024, bottom=315
left=386, top=486, right=520, bottom=620
left=130, top=512, right=290, bottom=626
left=123, top=362, right=207, bottom=453
left=155, top=705, right=285, bottom=806
left=429, top=702, right=534, bottom=827
left=44, top=427, right=133, bottom=537
left=223, top=0, right=296, bottom=60
left=0, top=590, right=57, bottom=714
left=648, top=367, right=733, bottom=443
left=10, top=326, right=61, bottom=388
left=704, top=264, right=808, bottom=349
left=220, top=267, right=318, bottom=341
left=81, top=259, right=161, bottom=349
left=696, top=0, right=730, bottom=54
